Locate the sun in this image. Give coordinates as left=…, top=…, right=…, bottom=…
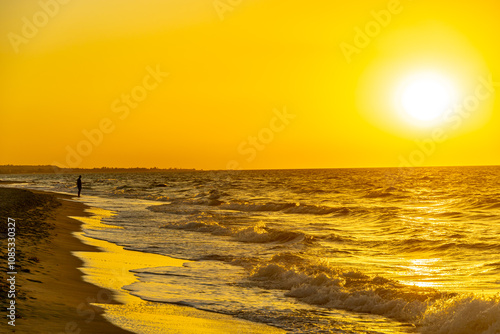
left=397, top=72, right=456, bottom=122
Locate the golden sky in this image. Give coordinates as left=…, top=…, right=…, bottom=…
left=1, top=0, right=499, bottom=169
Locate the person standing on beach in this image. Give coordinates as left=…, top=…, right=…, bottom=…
left=77, top=175, right=82, bottom=197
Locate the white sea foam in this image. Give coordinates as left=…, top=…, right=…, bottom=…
left=421, top=295, right=500, bottom=334
left=249, top=259, right=500, bottom=333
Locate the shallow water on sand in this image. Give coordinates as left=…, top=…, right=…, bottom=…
left=3, top=166, right=500, bottom=333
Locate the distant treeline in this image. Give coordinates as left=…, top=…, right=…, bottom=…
left=0, top=165, right=197, bottom=174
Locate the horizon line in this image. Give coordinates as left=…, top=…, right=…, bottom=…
left=1, top=164, right=500, bottom=173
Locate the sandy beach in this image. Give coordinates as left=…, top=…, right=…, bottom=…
left=0, top=187, right=133, bottom=334
left=0, top=186, right=283, bottom=334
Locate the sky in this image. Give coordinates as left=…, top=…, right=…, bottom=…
left=1, top=0, right=499, bottom=170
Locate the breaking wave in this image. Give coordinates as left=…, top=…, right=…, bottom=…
left=248, top=255, right=500, bottom=334
left=220, top=202, right=350, bottom=215
left=148, top=201, right=352, bottom=216
left=160, top=221, right=312, bottom=244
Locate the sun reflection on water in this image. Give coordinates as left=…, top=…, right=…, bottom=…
left=400, top=258, right=443, bottom=288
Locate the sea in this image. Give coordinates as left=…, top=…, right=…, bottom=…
left=2, top=166, right=500, bottom=333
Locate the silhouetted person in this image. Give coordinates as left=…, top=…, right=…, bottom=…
left=77, top=175, right=82, bottom=197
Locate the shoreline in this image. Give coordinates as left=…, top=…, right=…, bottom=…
left=1, top=187, right=284, bottom=334
left=1, top=187, right=133, bottom=333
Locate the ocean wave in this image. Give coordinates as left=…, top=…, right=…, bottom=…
left=220, top=202, right=351, bottom=216
left=284, top=205, right=350, bottom=215
left=164, top=196, right=225, bottom=206
left=322, top=233, right=355, bottom=243
left=143, top=194, right=172, bottom=202
left=160, top=221, right=313, bottom=245
left=363, top=190, right=404, bottom=199
left=391, top=238, right=500, bottom=253
left=113, top=185, right=138, bottom=194
left=433, top=211, right=465, bottom=218
left=161, top=220, right=230, bottom=235
left=460, top=196, right=500, bottom=211
left=234, top=224, right=308, bottom=243
left=289, top=186, right=333, bottom=194
left=220, top=202, right=296, bottom=212
left=486, top=202, right=500, bottom=210
left=150, top=183, right=168, bottom=188
left=248, top=256, right=500, bottom=333
left=421, top=295, right=500, bottom=334
left=484, top=261, right=500, bottom=269
left=150, top=197, right=352, bottom=216
left=250, top=258, right=434, bottom=322
left=147, top=204, right=201, bottom=215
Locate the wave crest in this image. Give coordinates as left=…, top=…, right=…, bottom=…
left=248, top=256, right=500, bottom=333
left=220, top=202, right=350, bottom=216
left=422, top=295, right=500, bottom=334
left=161, top=221, right=311, bottom=245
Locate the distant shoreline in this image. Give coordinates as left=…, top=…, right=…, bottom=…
left=0, top=165, right=197, bottom=175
